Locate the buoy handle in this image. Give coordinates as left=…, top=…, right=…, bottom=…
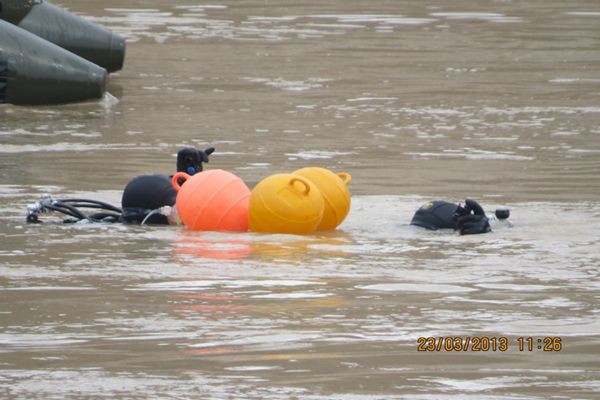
left=290, top=177, right=311, bottom=195
left=172, top=172, right=190, bottom=192
left=338, top=172, right=352, bottom=185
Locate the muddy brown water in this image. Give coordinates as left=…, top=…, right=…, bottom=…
left=1, top=0, right=599, bottom=398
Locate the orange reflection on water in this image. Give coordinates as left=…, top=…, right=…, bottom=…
left=172, top=230, right=253, bottom=262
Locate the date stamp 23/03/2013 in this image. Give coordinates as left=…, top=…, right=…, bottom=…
left=417, top=336, right=562, bottom=352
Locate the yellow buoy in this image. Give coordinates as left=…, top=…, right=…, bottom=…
left=293, top=167, right=351, bottom=230
left=249, top=173, right=324, bottom=234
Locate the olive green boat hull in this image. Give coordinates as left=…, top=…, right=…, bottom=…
left=0, top=0, right=125, bottom=72
left=0, top=19, right=107, bottom=105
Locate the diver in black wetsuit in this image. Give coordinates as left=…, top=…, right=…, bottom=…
left=410, top=199, right=509, bottom=235
left=26, top=147, right=215, bottom=224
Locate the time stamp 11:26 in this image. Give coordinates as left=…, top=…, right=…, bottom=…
left=416, top=337, right=563, bottom=352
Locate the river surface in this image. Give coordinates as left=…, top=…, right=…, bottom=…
left=1, top=0, right=599, bottom=398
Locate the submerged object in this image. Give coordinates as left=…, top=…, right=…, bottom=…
left=249, top=173, right=324, bottom=235
left=293, top=167, right=352, bottom=230
left=0, top=0, right=125, bottom=72
left=0, top=19, right=106, bottom=105
left=172, top=170, right=250, bottom=232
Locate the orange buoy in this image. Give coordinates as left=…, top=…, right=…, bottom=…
left=249, top=173, right=324, bottom=234
left=172, top=170, right=250, bottom=231
left=293, top=167, right=351, bottom=230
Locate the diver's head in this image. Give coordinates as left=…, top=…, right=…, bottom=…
left=410, top=201, right=458, bottom=230
left=176, top=147, right=215, bottom=175
left=121, top=174, right=176, bottom=224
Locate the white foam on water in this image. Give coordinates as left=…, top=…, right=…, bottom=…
left=565, top=11, right=600, bottom=16
left=0, top=142, right=154, bottom=153
left=1, top=286, right=97, bottom=291
left=174, top=5, right=228, bottom=11
left=434, top=376, right=542, bottom=392
left=475, top=283, right=561, bottom=292
left=347, top=97, right=399, bottom=102
left=357, top=283, right=478, bottom=293
left=247, top=16, right=299, bottom=22
left=0, top=334, right=94, bottom=347
left=225, top=366, right=282, bottom=371
left=482, top=106, right=600, bottom=115
left=100, top=92, right=119, bottom=108
left=243, top=77, right=333, bottom=91
left=430, top=12, right=523, bottom=23
left=251, top=291, right=332, bottom=299
left=129, top=279, right=326, bottom=291
left=285, top=150, right=355, bottom=160
left=404, top=149, right=535, bottom=161
left=308, top=14, right=437, bottom=26
left=549, top=78, right=600, bottom=83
